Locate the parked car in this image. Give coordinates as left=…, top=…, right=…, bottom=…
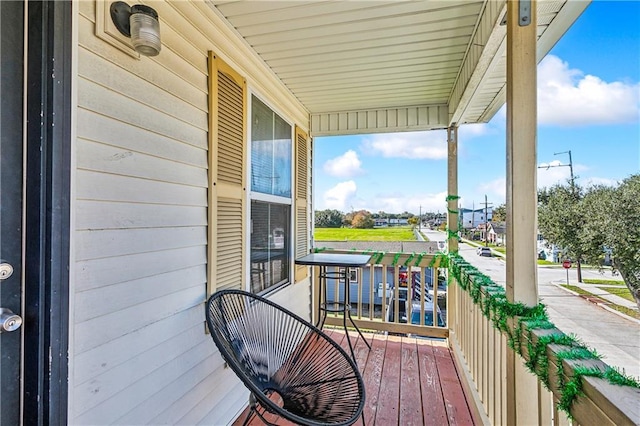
left=477, top=247, right=492, bottom=257
left=385, top=287, right=445, bottom=327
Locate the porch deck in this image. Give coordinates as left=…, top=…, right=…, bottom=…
left=234, top=329, right=475, bottom=425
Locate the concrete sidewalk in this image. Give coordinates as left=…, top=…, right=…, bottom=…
left=569, top=283, right=638, bottom=310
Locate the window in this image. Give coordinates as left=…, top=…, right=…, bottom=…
left=250, top=95, right=292, bottom=293
left=251, top=96, right=291, bottom=197
left=339, top=267, right=358, bottom=283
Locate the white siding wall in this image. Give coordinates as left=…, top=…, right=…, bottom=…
left=72, top=1, right=310, bottom=424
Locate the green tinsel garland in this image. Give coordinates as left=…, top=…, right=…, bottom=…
left=447, top=253, right=640, bottom=418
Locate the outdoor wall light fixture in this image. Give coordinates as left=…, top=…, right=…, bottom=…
left=110, top=1, right=161, bottom=56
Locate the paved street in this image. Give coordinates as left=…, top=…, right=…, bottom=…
left=421, top=229, right=640, bottom=378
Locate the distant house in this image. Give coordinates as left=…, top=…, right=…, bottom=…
left=389, top=218, right=409, bottom=226
left=475, top=222, right=489, bottom=242
left=374, top=218, right=389, bottom=227
left=460, top=207, right=493, bottom=229
left=487, top=221, right=506, bottom=244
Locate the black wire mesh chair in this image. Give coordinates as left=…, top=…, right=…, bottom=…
left=206, top=289, right=365, bottom=426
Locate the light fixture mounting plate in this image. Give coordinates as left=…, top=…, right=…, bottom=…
left=110, top=1, right=132, bottom=37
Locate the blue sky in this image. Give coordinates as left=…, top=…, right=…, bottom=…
left=314, top=1, right=640, bottom=214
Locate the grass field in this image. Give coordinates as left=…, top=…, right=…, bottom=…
left=314, top=227, right=416, bottom=241
left=600, top=286, right=636, bottom=303
left=582, top=278, right=625, bottom=286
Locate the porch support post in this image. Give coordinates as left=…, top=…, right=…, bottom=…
left=447, top=125, right=459, bottom=254
left=505, top=0, right=539, bottom=424
left=446, top=125, right=459, bottom=336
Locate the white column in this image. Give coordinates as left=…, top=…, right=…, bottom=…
left=447, top=126, right=459, bottom=254
left=505, top=0, right=540, bottom=424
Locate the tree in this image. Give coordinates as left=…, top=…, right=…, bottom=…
left=492, top=203, right=506, bottom=222
left=538, top=181, right=586, bottom=281
left=581, top=175, right=640, bottom=308
left=351, top=210, right=374, bottom=229
left=314, top=209, right=344, bottom=228
left=408, top=216, right=419, bottom=227
left=343, top=211, right=354, bottom=228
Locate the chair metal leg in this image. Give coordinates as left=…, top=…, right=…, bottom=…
left=246, top=393, right=279, bottom=426
left=242, top=395, right=258, bottom=426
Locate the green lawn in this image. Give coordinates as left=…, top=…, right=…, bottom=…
left=600, top=286, right=636, bottom=303
left=582, top=278, right=625, bottom=286
left=314, top=227, right=416, bottom=241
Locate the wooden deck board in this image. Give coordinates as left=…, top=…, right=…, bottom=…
left=234, top=330, right=475, bottom=426
left=374, top=335, right=402, bottom=425
left=399, top=337, right=423, bottom=426
left=432, top=340, right=474, bottom=425
left=360, top=333, right=386, bottom=425
left=418, top=339, right=449, bottom=425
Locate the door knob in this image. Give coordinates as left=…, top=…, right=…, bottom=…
left=0, top=263, right=14, bottom=280
left=0, top=308, right=22, bottom=333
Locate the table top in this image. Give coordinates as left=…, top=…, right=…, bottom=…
left=294, top=252, right=371, bottom=267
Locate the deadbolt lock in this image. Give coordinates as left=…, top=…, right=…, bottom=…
left=0, top=263, right=14, bottom=280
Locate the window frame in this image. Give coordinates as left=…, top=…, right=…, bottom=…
left=339, top=267, right=359, bottom=283
left=246, top=90, right=295, bottom=295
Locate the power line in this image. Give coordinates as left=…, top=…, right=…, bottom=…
left=538, top=149, right=574, bottom=188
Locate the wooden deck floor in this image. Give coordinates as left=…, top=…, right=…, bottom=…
left=234, top=329, right=475, bottom=425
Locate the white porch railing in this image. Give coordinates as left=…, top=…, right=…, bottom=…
left=448, top=255, right=640, bottom=425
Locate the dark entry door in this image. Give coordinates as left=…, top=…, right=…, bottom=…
left=0, top=1, right=25, bottom=424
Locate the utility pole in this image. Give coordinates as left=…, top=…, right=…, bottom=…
left=471, top=201, right=475, bottom=239
left=480, top=195, right=493, bottom=247
left=555, top=150, right=575, bottom=189
left=538, top=150, right=574, bottom=186
left=419, top=205, right=422, bottom=231
left=538, top=150, right=582, bottom=281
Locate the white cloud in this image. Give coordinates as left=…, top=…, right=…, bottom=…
left=538, top=55, right=640, bottom=126
left=361, top=131, right=447, bottom=159
left=323, top=181, right=357, bottom=211
left=477, top=178, right=506, bottom=203
left=582, top=176, right=620, bottom=188
left=323, top=150, right=363, bottom=178
left=537, top=160, right=573, bottom=188
left=459, top=123, right=492, bottom=138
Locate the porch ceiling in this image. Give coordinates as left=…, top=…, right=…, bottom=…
left=208, top=0, right=589, bottom=135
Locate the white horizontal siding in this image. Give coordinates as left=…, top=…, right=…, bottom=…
left=74, top=266, right=206, bottom=323
left=117, top=351, right=245, bottom=425
left=71, top=1, right=309, bottom=425
left=75, top=170, right=207, bottom=208
left=76, top=139, right=207, bottom=187
left=73, top=304, right=203, bottom=386
left=76, top=200, right=207, bottom=230
left=74, top=338, right=216, bottom=424
left=75, top=245, right=206, bottom=292
left=75, top=226, right=206, bottom=261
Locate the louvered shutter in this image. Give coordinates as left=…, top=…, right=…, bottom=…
left=208, top=53, right=246, bottom=294
left=294, top=127, right=310, bottom=283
